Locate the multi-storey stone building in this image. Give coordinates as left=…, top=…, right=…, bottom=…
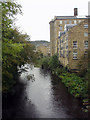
left=49, top=8, right=88, bottom=56
left=58, top=19, right=88, bottom=71
left=49, top=8, right=89, bottom=71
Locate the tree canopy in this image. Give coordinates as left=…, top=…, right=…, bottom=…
left=1, top=1, right=36, bottom=93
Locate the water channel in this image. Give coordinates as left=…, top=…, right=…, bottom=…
left=2, top=64, right=88, bottom=119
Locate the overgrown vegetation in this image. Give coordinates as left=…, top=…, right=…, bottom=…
left=1, top=1, right=37, bottom=93
left=60, top=73, right=88, bottom=98
left=39, top=54, right=88, bottom=101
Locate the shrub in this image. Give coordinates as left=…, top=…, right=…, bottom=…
left=48, top=54, right=59, bottom=70
left=55, top=67, right=67, bottom=76
left=40, top=57, right=49, bottom=69
left=60, top=73, right=88, bottom=98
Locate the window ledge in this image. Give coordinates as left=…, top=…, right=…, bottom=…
left=73, top=58, right=78, bottom=60
left=73, top=48, right=77, bottom=49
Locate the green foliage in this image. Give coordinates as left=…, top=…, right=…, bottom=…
left=1, top=1, right=36, bottom=93
left=77, top=52, right=88, bottom=77
left=55, top=67, right=67, bottom=76
left=38, top=54, right=60, bottom=70
left=1, top=1, right=23, bottom=93
left=48, top=54, right=59, bottom=70
left=38, top=57, right=49, bottom=69
left=60, top=73, right=88, bottom=98
left=2, top=2, right=22, bottom=42
left=20, top=42, right=36, bottom=64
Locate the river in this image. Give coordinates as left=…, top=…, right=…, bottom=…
left=2, top=64, right=88, bottom=119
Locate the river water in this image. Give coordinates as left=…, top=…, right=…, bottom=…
left=2, top=64, right=88, bottom=119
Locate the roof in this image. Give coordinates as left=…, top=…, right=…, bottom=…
left=55, top=16, right=88, bottom=20
left=55, top=16, right=77, bottom=19
left=49, top=15, right=88, bottom=24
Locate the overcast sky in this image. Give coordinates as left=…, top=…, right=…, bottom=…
left=15, top=0, right=89, bottom=41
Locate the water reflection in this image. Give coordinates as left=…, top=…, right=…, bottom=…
left=3, top=64, right=88, bottom=118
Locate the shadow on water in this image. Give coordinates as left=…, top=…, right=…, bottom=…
left=2, top=79, right=25, bottom=118
left=2, top=64, right=88, bottom=119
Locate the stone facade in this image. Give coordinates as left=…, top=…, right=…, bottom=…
left=36, top=44, right=50, bottom=56
left=49, top=16, right=88, bottom=56
left=58, top=31, right=69, bottom=67
left=50, top=20, right=55, bottom=56
left=58, top=19, right=88, bottom=71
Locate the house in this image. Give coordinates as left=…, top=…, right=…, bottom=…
left=36, top=44, right=50, bottom=56
left=49, top=8, right=89, bottom=71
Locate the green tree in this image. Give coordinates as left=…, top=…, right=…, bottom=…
left=1, top=1, right=36, bottom=93
left=48, top=54, right=59, bottom=70
left=40, top=57, right=49, bottom=69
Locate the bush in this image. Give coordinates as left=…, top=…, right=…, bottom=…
left=48, top=54, right=59, bottom=70
left=60, top=73, right=88, bottom=98
left=55, top=67, right=67, bottom=76
left=40, top=57, right=49, bottom=69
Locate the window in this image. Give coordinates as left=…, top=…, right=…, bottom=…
left=66, top=42, right=68, bottom=49
left=63, top=50, right=65, bottom=58
left=64, top=20, right=67, bottom=24
left=74, top=20, right=77, bottom=24
left=84, top=24, right=88, bottom=28
left=73, top=41, right=77, bottom=49
left=66, top=34, right=68, bottom=40
left=78, top=20, right=81, bottom=23
left=61, top=46, right=63, bottom=50
left=60, top=26, right=63, bottom=30
left=60, top=40, right=61, bottom=43
left=61, top=39, right=63, bottom=43
left=84, top=51, right=88, bottom=58
left=61, top=53, right=63, bottom=57
left=85, top=51, right=88, bottom=54
left=69, top=20, right=72, bottom=24
left=66, top=37, right=68, bottom=40
left=73, top=52, right=77, bottom=59
left=66, top=46, right=68, bottom=49
left=60, top=21, right=62, bottom=24
left=67, top=51, right=69, bottom=58
left=58, top=31, right=60, bottom=36
left=84, top=41, right=88, bottom=49
left=84, top=32, right=88, bottom=37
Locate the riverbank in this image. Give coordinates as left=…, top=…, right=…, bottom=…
left=38, top=55, right=89, bottom=112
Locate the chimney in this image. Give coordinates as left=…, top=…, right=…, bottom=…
left=74, top=8, right=78, bottom=16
